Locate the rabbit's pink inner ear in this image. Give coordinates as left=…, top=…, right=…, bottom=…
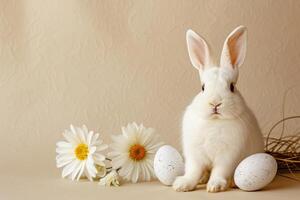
left=186, top=29, right=210, bottom=71
left=220, top=26, right=247, bottom=69
left=228, top=32, right=242, bottom=66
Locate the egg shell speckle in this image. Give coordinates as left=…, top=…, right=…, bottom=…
left=154, top=145, right=184, bottom=186
left=234, top=153, right=278, bottom=191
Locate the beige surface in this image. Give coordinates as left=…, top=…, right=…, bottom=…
left=2, top=164, right=300, bottom=200
left=1, top=0, right=300, bottom=199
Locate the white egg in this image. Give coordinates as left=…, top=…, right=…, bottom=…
left=234, top=153, right=277, bottom=191
left=154, top=145, right=184, bottom=186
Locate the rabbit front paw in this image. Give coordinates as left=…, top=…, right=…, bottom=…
left=206, top=177, right=228, bottom=192
left=172, top=176, right=196, bottom=192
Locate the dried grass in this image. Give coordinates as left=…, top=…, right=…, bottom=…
left=265, top=116, right=300, bottom=181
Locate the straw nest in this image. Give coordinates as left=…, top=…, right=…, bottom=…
left=265, top=116, right=300, bottom=181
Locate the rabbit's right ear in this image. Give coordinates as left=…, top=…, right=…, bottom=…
left=186, top=29, right=211, bottom=72
left=220, top=26, right=247, bottom=69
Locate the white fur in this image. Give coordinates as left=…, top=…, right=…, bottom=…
left=173, top=26, right=264, bottom=193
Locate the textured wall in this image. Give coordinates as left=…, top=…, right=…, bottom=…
left=1, top=0, right=300, bottom=167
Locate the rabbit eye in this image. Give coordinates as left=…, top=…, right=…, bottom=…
left=202, top=84, right=205, bottom=91
left=230, top=83, right=235, bottom=92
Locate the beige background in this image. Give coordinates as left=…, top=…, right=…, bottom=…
left=1, top=0, right=300, bottom=199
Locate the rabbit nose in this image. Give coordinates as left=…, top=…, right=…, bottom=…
left=210, top=102, right=222, bottom=114
left=209, top=102, right=222, bottom=108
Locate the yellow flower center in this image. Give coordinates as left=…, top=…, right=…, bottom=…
left=129, top=144, right=146, bottom=161
left=75, top=143, right=89, bottom=160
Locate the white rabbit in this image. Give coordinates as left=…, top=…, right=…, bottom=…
left=172, top=26, right=264, bottom=193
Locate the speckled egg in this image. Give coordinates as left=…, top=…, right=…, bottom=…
left=234, top=153, right=277, bottom=191
left=154, top=145, right=184, bottom=186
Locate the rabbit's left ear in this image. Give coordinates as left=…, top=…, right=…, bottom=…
left=220, top=26, right=247, bottom=69
left=186, top=29, right=211, bottom=72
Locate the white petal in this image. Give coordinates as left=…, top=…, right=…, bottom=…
left=139, top=128, right=154, bottom=146
left=119, top=161, right=133, bottom=176
left=70, top=124, right=77, bottom=135
left=56, top=158, right=74, bottom=168
left=89, top=146, right=97, bottom=154
left=134, top=162, right=143, bottom=182
left=87, top=157, right=97, bottom=176
left=56, top=147, right=73, bottom=154
left=93, top=153, right=106, bottom=162
left=121, top=126, right=128, bottom=138
left=109, top=143, right=122, bottom=151
left=62, top=160, right=77, bottom=178
left=56, top=154, right=75, bottom=168
left=96, top=144, right=108, bottom=151
left=111, top=155, right=127, bottom=169
left=147, top=142, right=164, bottom=153
left=107, top=151, right=120, bottom=158
left=132, top=122, right=139, bottom=130
left=119, top=159, right=135, bottom=182
left=127, top=124, right=137, bottom=138
left=144, top=161, right=152, bottom=180
left=89, top=164, right=97, bottom=178
left=56, top=153, right=74, bottom=162
left=84, top=166, right=93, bottom=181
left=86, top=131, right=93, bottom=145
left=76, top=161, right=85, bottom=181
left=119, top=162, right=133, bottom=181
left=111, top=134, right=125, bottom=145
left=131, top=165, right=139, bottom=183
left=91, top=133, right=99, bottom=145
left=92, top=141, right=103, bottom=146
left=110, top=141, right=129, bottom=152
left=71, top=160, right=81, bottom=181
left=144, top=158, right=155, bottom=178
left=56, top=141, right=73, bottom=148
left=84, top=158, right=97, bottom=181
left=142, top=162, right=151, bottom=181
left=77, top=127, right=86, bottom=143
left=139, top=162, right=146, bottom=181
left=63, top=131, right=78, bottom=145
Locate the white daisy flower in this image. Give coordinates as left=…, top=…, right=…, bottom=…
left=56, top=125, right=108, bottom=181
left=108, top=122, right=164, bottom=183
left=99, top=170, right=120, bottom=187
